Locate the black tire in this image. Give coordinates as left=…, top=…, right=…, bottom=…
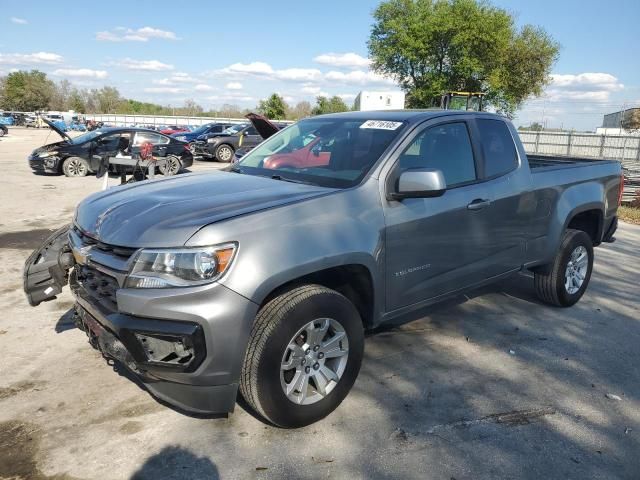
left=240, top=285, right=364, bottom=428
left=0, top=127, right=6, bottom=137
left=534, top=229, right=594, bottom=307
left=62, top=157, right=89, bottom=177
left=158, top=155, right=181, bottom=176
left=215, top=144, right=234, bottom=163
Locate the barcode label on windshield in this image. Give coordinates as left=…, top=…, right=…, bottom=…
left=360, top=120, right=403, bottom=130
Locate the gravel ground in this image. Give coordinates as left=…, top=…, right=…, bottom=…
left=0, top=127, right=639, bottom=480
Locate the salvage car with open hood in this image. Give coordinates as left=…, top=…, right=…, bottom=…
left=28, top=119, right=193, bottom=177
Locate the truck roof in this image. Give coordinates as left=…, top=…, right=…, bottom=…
left=315, top=109, right=507, bottom=124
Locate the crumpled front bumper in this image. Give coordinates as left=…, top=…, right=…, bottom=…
left=71, top=271, right=259, bottom=415
left=28, top=154, right=62, bottom=174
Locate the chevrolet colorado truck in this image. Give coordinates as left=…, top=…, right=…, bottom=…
left=24, top=110, right=623, bottom=428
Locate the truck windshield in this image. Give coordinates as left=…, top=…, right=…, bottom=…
left=236, top=118, right=406, bottom=188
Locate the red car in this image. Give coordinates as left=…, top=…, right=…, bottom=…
left=263, top=136, right=330, bottom=170
left=160, top=125, right=189, bottom=135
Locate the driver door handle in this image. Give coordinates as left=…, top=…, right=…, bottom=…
left=467, top=198, right=491, bottom=210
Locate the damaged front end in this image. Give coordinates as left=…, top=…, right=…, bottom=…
left=23, top=225, right=74, bottom=306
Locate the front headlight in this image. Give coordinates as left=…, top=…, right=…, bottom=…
left=207, top=138, right=219, bottom=144
left=38, top=151, right=58, bottom=158
left=125, top=243, right=237, bottom=289
left=176, top=135, right=187, bottom=141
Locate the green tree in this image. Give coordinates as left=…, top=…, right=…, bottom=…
left=287, top=100, right=312, bottom=120
left=0, top=70, right=54, bottom=111
left=258, top=93, right=287, bottom=119
left=95, top=86, right=122, bottom=113
left=621, top=109, right=640, bottom=132
left=67, top=88, right=87, bottom=113
left=311, top=96, right=349, bottom=115
left=368, top=0, right=560, bottom=116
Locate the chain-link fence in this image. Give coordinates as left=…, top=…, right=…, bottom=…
left=518, top=130, right=640, bottom=203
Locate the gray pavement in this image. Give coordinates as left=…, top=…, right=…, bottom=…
left=1, top=128, right=639, bottom=479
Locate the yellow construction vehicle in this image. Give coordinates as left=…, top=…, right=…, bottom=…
left=440, top=92, right=485, bottom=111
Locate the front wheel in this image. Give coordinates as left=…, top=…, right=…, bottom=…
left=62, top=157, right=89, bottom=177
left=215, top=144, right=234, bottom=163
left=240, top=285, right=364, bottom=428
left=534, top=229, right=594, bottom=307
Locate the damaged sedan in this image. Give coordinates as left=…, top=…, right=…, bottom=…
left=28, top=119, right=193, bottom=177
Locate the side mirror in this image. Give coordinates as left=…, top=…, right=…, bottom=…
left=389, top=169, right=446, bottom=200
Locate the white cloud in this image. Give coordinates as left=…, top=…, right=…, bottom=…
left=221, top=62, right=321, bottom=82
left=225, top=62, right=274, bottom=75
left=53, top=68, right=108, bottom=79
left=195, top=84, right=215, bottom=92
left=337, top=93, right=357, bottom=101
left=152, top=72, right=197, bottom=85
left=96, top=26, right=178, bottom=42
left=11, top=17, right=28, bottom=25
left=0, top=51, right=63, bottom=65
left=543, top=73, right=624, bottom=102
left=325, top=70, right=394, bottom=86
left=314, top=52, right=371, bottom=69
left=275, top=68, right=323, bottom=82
left=301, top=85, right=322, bottom=95
left=207, top=94, right=256, bottom=103
left=114, top=58, right=174, bottom=71
left=226, top=82, right=243, bottom=90
left=143, top=87, right=186, bottom=94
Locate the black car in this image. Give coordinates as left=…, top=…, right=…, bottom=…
left=171, top=123, right=234, bottom=143
left=28, top=120, right=193, bottom=177
left=192, top=118, right=288, bottom=162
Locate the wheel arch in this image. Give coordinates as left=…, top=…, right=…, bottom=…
left=257, top=263, right=377, bottom=329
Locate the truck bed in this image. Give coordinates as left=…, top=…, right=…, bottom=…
left=528, top=154, right=618, bottom=171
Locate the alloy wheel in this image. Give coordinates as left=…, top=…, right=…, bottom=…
left=280, top=318, right=349, bottom=405
left=565, top=245, right=588, bottom=294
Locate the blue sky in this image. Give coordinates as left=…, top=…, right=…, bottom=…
left=1, top=0, right=639, bottom=130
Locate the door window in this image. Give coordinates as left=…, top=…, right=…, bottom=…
left=244, top=126, right=258, bottom=136
left=398, top=122, right=476, bottom=187
left=133, top=131, right=170, bottom=146
left=476, top=119, right=518, bottom=178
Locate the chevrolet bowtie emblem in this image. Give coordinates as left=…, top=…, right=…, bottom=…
left=72, top=245, right=92, bottom=265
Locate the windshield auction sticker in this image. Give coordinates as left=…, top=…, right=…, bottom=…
left=360, top=120, right=403, bottom=130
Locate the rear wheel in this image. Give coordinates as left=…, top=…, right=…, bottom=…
left=158, top=155, right=181, bottom=176
left=215, top=144, right=234, bottom=163
left=62, top=157, right=89, bottom=177
left=534, top=229, right=594, bottom=307
left=0, top=127, right=6, bottom=137
left=240, top=285, right=364, bottom=428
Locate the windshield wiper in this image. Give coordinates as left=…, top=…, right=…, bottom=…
left=270, top=174, right=313, bottom=185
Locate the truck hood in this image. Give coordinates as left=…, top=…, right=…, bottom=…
left=74, top=171, right=331, bottom=248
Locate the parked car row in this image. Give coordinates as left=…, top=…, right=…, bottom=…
left=189, top=117, right=287, bottom=162
left=25, top=114, right=285, bottom=178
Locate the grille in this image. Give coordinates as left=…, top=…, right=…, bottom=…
left=72, top=226, right=136, bottom=259
left=75, top=265, right=119, bottom=313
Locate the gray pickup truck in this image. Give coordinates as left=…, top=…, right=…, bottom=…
left=24, top=110, right=622, bottom=428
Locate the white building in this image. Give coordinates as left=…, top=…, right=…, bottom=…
left=354, top=91, right=405, bottom=111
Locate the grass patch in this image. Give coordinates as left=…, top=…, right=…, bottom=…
left=619, top=206, right=640, bottom=225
